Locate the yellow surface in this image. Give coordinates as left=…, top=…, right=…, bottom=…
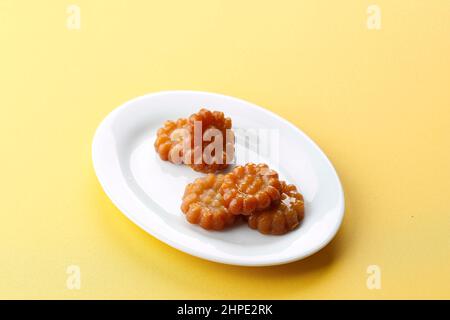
left=0, top=0, right=449, bottom=299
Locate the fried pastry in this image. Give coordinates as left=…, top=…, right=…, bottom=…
left=181, top=174, right=236, bottom=230
left=154, top=108, right=235, bottom=173
left=219, top=163, right=282, bottom=215
left=248, top=181, right=304, bottom=235
left=186, top=108, right=234, bottom=173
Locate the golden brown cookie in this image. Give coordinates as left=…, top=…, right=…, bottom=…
left=154, top=109, right=235, bottom=173
left=185, top=108, right=235, bottom=173
left=181, top=174, right=236, bottom=230
left=154, top=118, right=191, bottom=164
left=219, top=163, right=282, bottom=215
left=248, top=181, right=305, bottom=235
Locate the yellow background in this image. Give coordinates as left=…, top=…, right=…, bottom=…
left=0, top=0, right=449, bottom=299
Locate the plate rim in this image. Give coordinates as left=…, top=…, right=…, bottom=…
left=92, top=90, right=345, bottom=266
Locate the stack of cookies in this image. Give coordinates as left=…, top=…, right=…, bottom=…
left=154, top=109, right=304, bottom=235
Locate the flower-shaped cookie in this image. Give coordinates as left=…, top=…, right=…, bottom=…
left=154, top=108, right=234, bottom=173
left=247, top=181, right=304, bottom=235
left=185, top=108, right=235, bottom=173
left=181, top=174, right=236, bottom=230
left=219, top=163, right=282, bottom=215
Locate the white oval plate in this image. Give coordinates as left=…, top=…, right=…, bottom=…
left=92, top=91, right=344, bottom=266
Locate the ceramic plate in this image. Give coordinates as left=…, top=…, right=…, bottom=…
left=92, top=91, right=344, bottom=266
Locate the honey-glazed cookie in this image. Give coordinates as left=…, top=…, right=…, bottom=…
left=186, top=108, right=235, bottom=173
left=248, top=181, right=305, bottom=235
left=154, top=118, right=191, bottom=163
left=181, top=174, right=236, bottom=230
left=219, top=163, right=282, bottom=215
